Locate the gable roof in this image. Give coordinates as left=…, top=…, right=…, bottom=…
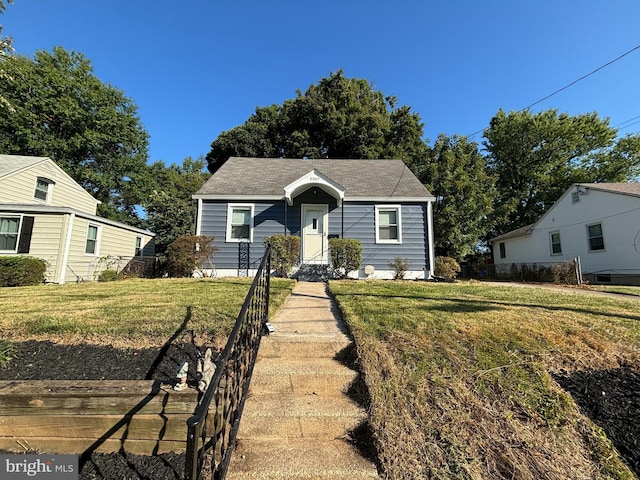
left=0, top=154, right=50, bottom=178
left=488, top=182, right=640, bottom=244
left=195, top=157, right=433, bottom=201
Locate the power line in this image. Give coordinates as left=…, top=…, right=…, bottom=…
left=467, top=44, right=640, bottom=139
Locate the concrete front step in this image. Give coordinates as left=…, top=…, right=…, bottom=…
left=240, top=392, right=366, bottom=439
left=259, top=336, right=352, bottom=359
left=249, top=358, right=358, bottom=394
left=226, top=438, right=379, bottom=479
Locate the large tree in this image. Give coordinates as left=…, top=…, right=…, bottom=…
left=143, top=156, right=210, bottom=255
left=484, top=108, right=640, bottom=235
left=0, top=47, right=150, bottom=223
left=413, top=134, right=495, bottom=260
left=0, top=0, right=14, bottom=112
left=206, top=70, right=428, bottom=172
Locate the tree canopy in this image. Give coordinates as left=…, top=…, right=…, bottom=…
left=0, top=47, right=151, bottom=223
left=413, top=134, right=495, bottom=260
left=143, top=156, right=210, bottom=255
left=484, top=108, right=640, bottom=235
left=206, top=70, right=428, bottom=173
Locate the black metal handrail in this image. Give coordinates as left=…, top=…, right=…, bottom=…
left=185, top=246, right=271, bottom=480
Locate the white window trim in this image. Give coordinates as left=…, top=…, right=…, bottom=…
left=586, top=222, right=605, bottom=252
left=226, top=203, right=254, bottom=243
left=549, top=231, right=562, bottom=256
left=34, top=177, right=54, bottom=204
left=0, top=215, right=22, bottom=253
left=85, top=223, right=101, bottom=256
left=375, top=205, right=402, bottom=244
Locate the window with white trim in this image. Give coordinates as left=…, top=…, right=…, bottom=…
left=587, top=223, right=605, bottom=251
left=375, top=205, right=402, bottom=243
left=34, top=177, right=54, bottom=202
left=135, top=236, right=143, bottom=256
left=85, top=224, right=100, bottom=255
left=550, top=231, right=562, bottom=255
left=499, top=242, right=506, bottom=259
left=226, top=204, right=254, bottom=242
left=0, top=216, right=20, bottom=251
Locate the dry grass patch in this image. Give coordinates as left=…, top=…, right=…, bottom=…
left=330, top=280, right=640, bottom=479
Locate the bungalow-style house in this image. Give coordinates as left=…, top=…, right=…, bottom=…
left=0, top=155, right=155, bottom=284
left=489, top=183, right=640, bottom=285
left=193, top=157, right=435, bottom=279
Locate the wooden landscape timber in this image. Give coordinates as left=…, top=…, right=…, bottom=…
left=0, top=380, right=199, bottom=455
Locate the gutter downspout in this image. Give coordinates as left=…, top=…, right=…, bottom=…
left=195, top=199, right=203, bottom=235
left=58, top=212, right=75, bottom=284
left=426, top=201, right=435, bottom=279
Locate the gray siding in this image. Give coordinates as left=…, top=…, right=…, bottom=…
left=200, top=193, right=429, bottom=274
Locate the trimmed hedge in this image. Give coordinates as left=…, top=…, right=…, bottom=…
left=264, top=235, right=300, bottom=277
left=434, top=256, right=461, bottom=279
left=166, top=235, right=218, bottom=278
left=329, top=238, right=362, bottom=279
left=0, top=256, right=48, bottom=287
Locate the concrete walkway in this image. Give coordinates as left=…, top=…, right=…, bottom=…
left=226, top=281, right=379, bottom=479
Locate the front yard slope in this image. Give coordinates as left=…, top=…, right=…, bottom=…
left=330, top=280, right=640, bottom=480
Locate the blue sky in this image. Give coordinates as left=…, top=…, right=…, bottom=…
left=4, top=1, right=640, bottom=166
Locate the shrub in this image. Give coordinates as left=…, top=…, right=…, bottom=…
left=97, top=269, right=119, bottom=282
left=329, top=238, right=362, bottom=279
left=0, top=256, right=48, bottom=287
left=388, top=257, right=408, bottom=280
left=551, top=261, right=577, bottom=284
left=264, top=235, right=300, bottom=277
left=434, top=256, right=461, bottom=279
left=166, top=235, right=218, bottom=278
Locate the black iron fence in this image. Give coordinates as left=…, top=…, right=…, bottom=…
left=185, top=246, right=271, bottom=480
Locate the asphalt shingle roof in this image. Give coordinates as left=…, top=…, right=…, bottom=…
left=0, top=155, right=49, bottom=178
left=195, top=157, right=433, bottom=199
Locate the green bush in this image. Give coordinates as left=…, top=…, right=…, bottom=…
left=434, top=256, right=461, bottom=279
left=329, top=238, right=362, bottom=279
left=166, top=235, right=218, bottom=278
left=388, top=257, right=408, bottom=280
left=264, top=235, right=300, bottom=277
left=97, top=269, right=119, bottom=282
left=0, top=256, right=48, bottom=287
left=551, top=261, right=577, bottom=284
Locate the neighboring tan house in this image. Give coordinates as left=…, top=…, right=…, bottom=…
left=489, top=183, right=640, bottom=285
left=0, top=155, right=155, bottom=284
left=193, top=157, right=436, bottom=279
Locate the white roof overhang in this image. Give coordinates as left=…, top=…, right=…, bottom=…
left=283, top=169, right=345, bottom=206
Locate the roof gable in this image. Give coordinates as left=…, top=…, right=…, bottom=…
left=195, top=157, right=433, bottom=201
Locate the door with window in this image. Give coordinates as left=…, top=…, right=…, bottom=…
left=302, top=204, right=328, bottom=264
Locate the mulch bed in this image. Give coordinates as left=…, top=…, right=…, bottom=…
left=0, top=337, right=209, bottom=479
left=553, top=366, right=640, bottom=476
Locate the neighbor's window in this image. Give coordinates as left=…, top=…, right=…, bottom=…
left=571, top=191, right=580, bottom=204
left=226, top=204, right=254, bottom=242
left=375, top=205, right=402, bottom=243
left=135, top=236, right=143, bottom=256
left=85, top=224, right=100, bottom=255
left=550, top=231, right=562, bottom=255
left=0, top=217, right=20, bottom=251
left=499, top=242, right=506, bottom=259
left=34, top=177, right=53, bottom=202
left=587, top=223, right=605, bottom=251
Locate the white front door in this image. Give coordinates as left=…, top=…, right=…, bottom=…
left=302, top=204, right=328, bottom=264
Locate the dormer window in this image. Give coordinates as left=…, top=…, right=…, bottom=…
left=34, top=177, right=54, bottom=202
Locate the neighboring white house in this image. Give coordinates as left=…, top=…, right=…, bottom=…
left=0, top=155, right=155, bottom=284
left=489, top=183, right=640, bottom=285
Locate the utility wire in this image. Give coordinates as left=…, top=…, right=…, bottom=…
left=467, top=44, right=640, bottom=139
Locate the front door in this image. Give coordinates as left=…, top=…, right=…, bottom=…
left=302, top=204, right=328, bottom=264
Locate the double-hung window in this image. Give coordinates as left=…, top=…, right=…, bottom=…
left=34, top=177, right=53, bottom=202
left=550, top=232, right=562, bottom=255
left=85, top=224, right=100, bottom=255
left=135, top=236, right=143, bottom=256
left=0, top=217, right=20, bottom=251
left=587, top=223, right=605, bottom=251
left=226, top=204, right=254, bottom=242
left=375, top=205, right=402, bottom=243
